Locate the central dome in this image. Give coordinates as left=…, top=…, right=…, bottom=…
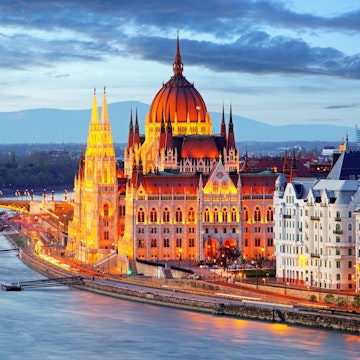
left=148, top=36, right=211, bottom=135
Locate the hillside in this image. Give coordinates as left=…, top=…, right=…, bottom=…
left=0, top=101, right=353, bottom=144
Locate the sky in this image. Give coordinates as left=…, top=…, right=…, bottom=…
left=0, top=0, right=359, bottom=128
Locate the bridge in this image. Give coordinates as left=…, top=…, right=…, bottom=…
left=0, top=200, right=30, bottom=213
left=0, top=248, right=18, bottom=253
left=1, top=275, right=85, bottom=291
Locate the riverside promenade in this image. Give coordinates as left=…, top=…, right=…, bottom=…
left=3, top=229, right=360, bottom=334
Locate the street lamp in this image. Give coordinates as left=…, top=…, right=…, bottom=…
left=15, top=189, right=20, bottom=201
left=178, top=248, right=182, bottom=268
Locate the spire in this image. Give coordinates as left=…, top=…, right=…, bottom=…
left=283, top=150, right=290, bottom=175
left=227, top=104, right=235, bottom=149
left=127, top=108, right=134, bottom=149
left=159, top=115, right=166, bottom=152
left=133, top=108, right=141, bottom=145
left=173, top=31, right=183, bottom=76
left=290, top=149, right=298, bottom=182
left=100, top=86, right=109, bottom=123
left=91, top=88, right=99, bottom=124
left=220, top=104, right=226, bottom=138
left=165, top=115, right=173, bottom=149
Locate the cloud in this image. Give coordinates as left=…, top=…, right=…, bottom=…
left=0, top=0, right=359, bottom=79
left=324, top=104, right=359, bottom=110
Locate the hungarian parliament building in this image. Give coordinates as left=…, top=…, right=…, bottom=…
left=66, top=36, right=360, bottom=292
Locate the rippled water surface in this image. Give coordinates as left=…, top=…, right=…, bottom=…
left=0, top=235, right=359, bottom=360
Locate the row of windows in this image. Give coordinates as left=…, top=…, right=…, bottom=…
left=243, top=207, right=274, bottom=222
left=138, top=238, right=195, bottom=248
left=137, top=206, right=241, bottom=223
left=243, top=238, right=273, bottom=247
left=138, top=227, right=238, bottom=234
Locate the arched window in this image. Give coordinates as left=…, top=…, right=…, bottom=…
left=231, top=207, right=238, bottom=222
left=104, top=203, right=109, bottom=217
left=175, top=207, right=183, bottom=222
left=163, top=207, right=170, bottom=223
left=336, top=273, right=341, bottom=281
left=266, top=207, right=273, bottom=221
left=213, top=208, right=219, bottom=222
left=137, top=207, right=145, bottom=223
left=150, top=207, right=157, bottom=223
left=254, top=207, right=261, bottom=222
left=213, top=181, right=219, bottom=193
left=243, top=207, right=249, bottom=222
left=187, top=207, right=195, bottom=222
left=204, top=208, right=210, bottom=222
left=348, top=223, right=352, bottom=231
left=348, top=274, right=352, bottom=281
left=222, top=207, right=228, bottom=222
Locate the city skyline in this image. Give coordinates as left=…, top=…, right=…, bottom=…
left=0, top=0, right=359, bottom=128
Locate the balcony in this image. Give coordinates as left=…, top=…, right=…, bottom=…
left=310, top=215, right=320, bottom=220
left=333, top=229, right=343, bottom=234
left=334, top=217, right=341, bottom=221
left=310, top=253, right=320, bottom=258
left=283, top=214, right=291, bottom=219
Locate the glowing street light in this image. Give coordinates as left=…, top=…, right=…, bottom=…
left=178, top=248, right=182, bottom=268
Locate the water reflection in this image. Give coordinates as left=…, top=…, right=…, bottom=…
left=1, top=235, right=360, bottom=360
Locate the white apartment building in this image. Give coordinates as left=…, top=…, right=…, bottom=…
left=274, top=174, right=360, bottom=291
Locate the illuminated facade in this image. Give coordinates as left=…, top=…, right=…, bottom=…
left=68, top=88, right=118, bottom=263
left=274, top=176, right=359, bottom=291
left=68, top=36, right=277, bottom=268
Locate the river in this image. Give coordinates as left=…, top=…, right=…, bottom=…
left=0, top=235, right=359, bottom=360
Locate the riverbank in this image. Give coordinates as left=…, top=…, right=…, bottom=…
left=3, top=230, right=360, bottom=333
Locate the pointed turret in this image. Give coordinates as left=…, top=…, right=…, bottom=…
left=173, top=31, right=183, bottom=76
left=91, top=88, right=99, bottom=124
left=227, top=105, right=235, bottom=149
left=133, top=108, right=141, bottom=146
left=221, top=104, right=226, bottom=138
left=283, top=150, right=290, bottom=175
left=127, top=108, right=134, bottom=149
left=100, top=87, right=109, bottom=123
left=290, top=149, right=298, bottom=182
left=159, top=115, right=166, bottom=152
left=165, top=116, right=173, bottom=150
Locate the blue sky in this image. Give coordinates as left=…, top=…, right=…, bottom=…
left=0, top=0, right=359, bottom=127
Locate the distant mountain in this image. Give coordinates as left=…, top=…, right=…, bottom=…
left=0, top=101, right=353, bottom=143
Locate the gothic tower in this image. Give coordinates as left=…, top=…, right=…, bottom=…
left=68, top=88, right=118, bottom=263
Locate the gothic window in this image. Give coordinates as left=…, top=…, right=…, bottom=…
left=150, top=239, right=157, bottom=248
left=175, top=207, right=183, bottom=222
left=137, top=207, right=145, bottom=223
left=266, top=207, right=273, bottom=221
left=138, top=239, right=144, bottom=248
left=189, top=238, right=195, bottom=247
left=254, top=207, right=261, bottom=222
left=222, top=207, right=228, bottom=222
left=213, top=208, right=219, bottom=222
left=163, top=207, right=170, bottom=223
left=221, top=181, right=227, bottom=193
left=150, top=207, right=157, bottom=223
left=176, top=238, right=182, bottom=248
left=213, top=180, right=219, bottom=193
left=104, top=203, right=109, bottom=217
left=243, top=207, right=249, bottom=222
left=163, top=239, right=170, bottom=248
left=104, top=231, right=109, bottom=240
left=187, top=207, right=195, bottom=222
left=204, top=208, right=210, bottom=222
left=231, top=207, right=238, bottom=222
